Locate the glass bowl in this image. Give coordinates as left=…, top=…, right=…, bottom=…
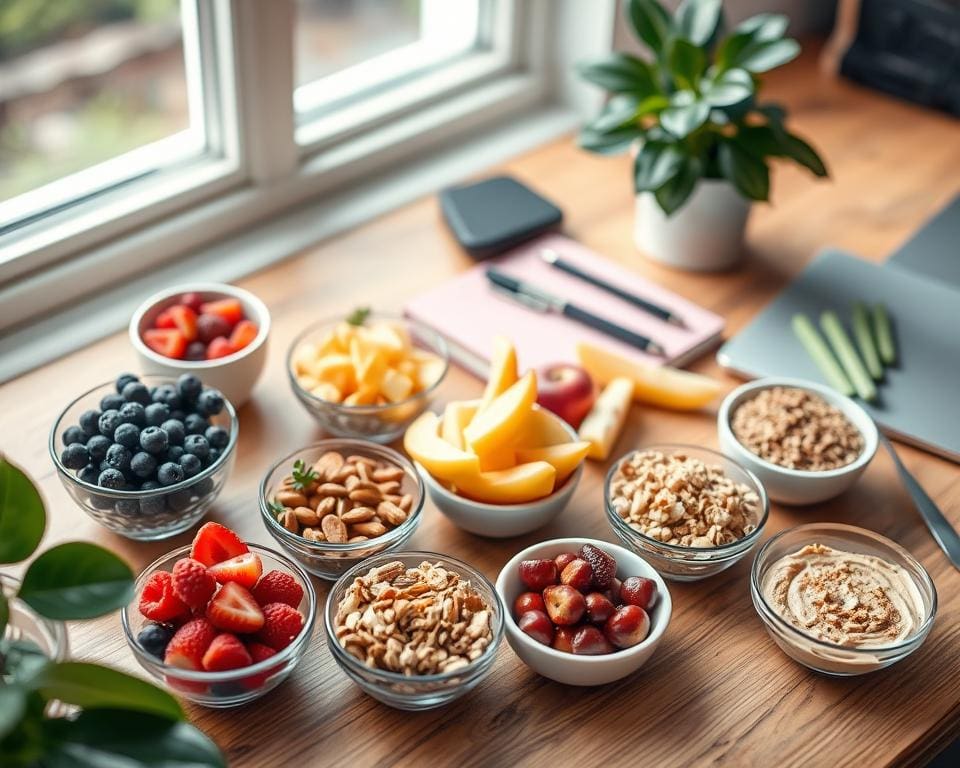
left=751, top=523, right=937, bottom=676
left=324, top=551, right=504, bottom=710
left=121, top=543, right=317, bottom=708
left=604, top=445, right=769, bottom=581
left=49, top=376, right=238, bottom=541
left=259, top=439, right=424, bottom=580
left=286, top=314, right=449, bottom=444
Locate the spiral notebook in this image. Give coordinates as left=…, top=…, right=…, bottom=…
left=404, top=234, right=725, bottom=378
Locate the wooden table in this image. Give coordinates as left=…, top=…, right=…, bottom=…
left=3, top=45, right=959, bottom=768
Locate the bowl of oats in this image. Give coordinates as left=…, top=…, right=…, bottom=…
left=717, top=378, right=878, bottom=506
left=604, top=446, right=768, bottom=581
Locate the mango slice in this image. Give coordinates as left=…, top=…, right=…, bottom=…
left=577, top=342, right=724, bottom=410
left=453, top=460, right=556, bottom=504
left=511, top=405, right=574, bottom=450
left=463, top=371, right=537, bottom=458
left=515, top=441, right=591, bottom=487
left=440, top=400, right=480, bottom=450
left=404, top=412, right=480, bottom=481
left=476, top=336, right=518, bottom=413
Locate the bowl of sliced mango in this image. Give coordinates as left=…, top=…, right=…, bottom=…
left=405, top=339, right=590, bottom=538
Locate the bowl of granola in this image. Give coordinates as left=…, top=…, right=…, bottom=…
left=717, top=378, right=878, bottom=505
left=324, top=552, right=504, bottom=710
left=604, top=445, right=768, bottom=581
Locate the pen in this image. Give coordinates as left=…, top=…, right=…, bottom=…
left=541, top=249, right=686, bottom=328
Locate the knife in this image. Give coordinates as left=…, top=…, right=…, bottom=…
left=485, top=268, right=666, bottom=356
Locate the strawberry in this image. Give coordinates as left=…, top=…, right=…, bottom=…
left=180, top=292, right=205, bottom=313
left=143, top=328, right=187, bottom=360
left=206, top=581, right=264, bottom=633
left=242, top=641, right=279, bottom=689
left=252, top=570, right=303, bottom=608
left=166, top=304, right=198, bottom=342
left=171, top=557, right=217, bottom=611
left=154, top=308, right=177, bottom=329
left=190, top=522, right=248, bottom=566
left=202, top=633, right=252, bottom=671
left=164, top=617, right=216, bottom=670
left=205, top=337, right=235, bottom=360
left=138, top=571, right=189, bottom=622
left=229, top=320, right=259, bottom=351
left=208, top=552, right=262, bottom=589
left=256, top=603, right=304, bottom=651
left=200, top=298, right=243, bottom=328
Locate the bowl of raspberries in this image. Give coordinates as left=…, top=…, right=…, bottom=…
left=50, top=372, right=237, bottom=540
left=121, top=522, right=316, bottom=708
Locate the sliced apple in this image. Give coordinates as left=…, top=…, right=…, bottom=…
left=512, top=405, right=574, bottom=450
left=515, top=441, right=590, bottom=487
left=453, top=461, right=556, bottom=504
left=476, top=336, right=518, bottom=413
left=404, top=412, right=480, bottom=481
left=576, top=342, right=724, bottom=410
left=578, top=377, right=633, bottom=460
left=463, top=371, right=537, bottom=458
left=440, top=399, right=480, bottom=450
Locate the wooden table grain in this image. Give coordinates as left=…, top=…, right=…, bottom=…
left=3, top=46, right=959, bottom=768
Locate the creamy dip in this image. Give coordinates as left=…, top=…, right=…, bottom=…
left=762, top=543, right=925, bottom=648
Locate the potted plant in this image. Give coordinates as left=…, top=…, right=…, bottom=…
left=577, top=0, right=828, bottom=271
left=0, top=455, right=225, bottom=767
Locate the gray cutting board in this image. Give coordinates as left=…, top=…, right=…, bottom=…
left=716, top=249, right=960, bottom=463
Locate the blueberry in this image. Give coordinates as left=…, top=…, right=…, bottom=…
left=113, top=423, right=141, bottom=450
left=204, top=426, right=230, bottom=450
left=78, top=409, right=102, bottom=437
left=89, top=492, right=117, bottom=510
left=118, top=402, right=146, bottom=427
left=62, top=425, right=86, bottom=447
left=176, top=374, right=203, bottom=402
left=114, top=498, right=141, bottom=516
left=98, top=409, right=122, bottom=437
left=140, top=495, right=167, bottom=516
left=165, top=488, right=194, bottom=512
left=122, top=381, right=151, bottom=405
left=98, top=468, right=127, bottom=489
left=144, top=403, right=170, bottom=427
left=136, top=623, right=176, bottom=660
left=115, top=373, right=140, bottom=394
left=169, top=410, right=186, bottom=423
left=140, top=480, right=161, bottom=491
left=86, top=434, right=111, bottom=462
left=105, top=444, right=132, bottom=473
left=165, top=445, right=185, bottom=463
left=99, top=393, right=125, bottom=412
left=196, top=389, right=225, bottom=417
left=206, top=448, right=220, bottom=467
left=78, top=464, right=99, bottom=484
left=157, top=462, right=185, bottom=486
left=61, top=443, right=89, bottom=470
left=160, top=419, right=185, bottom=446
left=183, top=434, right=210, bottom=460
left=184, top=342, right=207, bottom=361
left=193, top=477, right=214, bottom=497
left=130, top=451, right=158, bottom=479
left=99, top=459, right=111, bottom=472
left=210, top=682, right=246, bottom=697
left=140, top=426, right=169, bottom=455
left=179, top=453, right=202, bottom=478
left=184, top=414, right=208, bottom=435
left=151, top=384, right=182, bottom=410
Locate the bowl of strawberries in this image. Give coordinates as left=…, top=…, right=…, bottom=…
left=129, top=283, right=270, bottom=407
left=121, top=522, right=316, bottom=708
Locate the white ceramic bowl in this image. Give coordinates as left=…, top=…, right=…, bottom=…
left=129, top=283, right=270, bottom=407
left=496, top=538, right=671, bottom=686
left=717, top=378, right=878, bottom=506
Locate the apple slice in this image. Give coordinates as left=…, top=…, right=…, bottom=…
left=404, top=412, right=480, bottom=481
left=463, top=371, right=537, bottom=458
left=453, top=460, right=556, bottom=504
left=440, top=399, right=479, bottom=450
left=476, top=336, right=518, bottom=413
left=511, top=405, right=573, bottom=450
left=515, top=441, right=590, bottom=487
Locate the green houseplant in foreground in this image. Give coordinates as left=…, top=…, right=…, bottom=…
left=0, top=455, right=224, bottom=767
left=577, top=0, right=828, bottom=270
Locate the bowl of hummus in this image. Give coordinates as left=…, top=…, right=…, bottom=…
left=751, top=523, right=936, bottom=675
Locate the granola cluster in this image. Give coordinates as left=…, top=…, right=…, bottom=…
left=731, top=387, right=864, bottom=472
left=333, top=560, right=493, bottom=675
left=609, top=450, right=760, bottom=548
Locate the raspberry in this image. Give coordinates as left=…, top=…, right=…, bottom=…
left=252, top=570, right=304, bottom=608
left=164, top=618, right=216, bottom=670
left=171, top=558, right=217, bottom=611
left=138, top=571, right=189, bottom=622
left=242, top=641, right=279, bottom=689
left=579, top=543, right=617, bottom=588
left=256, top=603, right=305, bottom=651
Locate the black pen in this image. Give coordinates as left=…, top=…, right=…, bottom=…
left=541, top=249, right=686, bottom=328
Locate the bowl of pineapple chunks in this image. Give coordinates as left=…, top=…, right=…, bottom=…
left=404, top=338, right=590, bottom=538
left=287, top=309, right=449, bottom=444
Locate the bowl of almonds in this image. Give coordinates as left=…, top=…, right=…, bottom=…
left=259, top=439, right=424, bottom=580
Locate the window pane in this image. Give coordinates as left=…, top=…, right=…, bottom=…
left=0, top=0, right=192, bottom=204
left=295, top=0, right=482, bottom=117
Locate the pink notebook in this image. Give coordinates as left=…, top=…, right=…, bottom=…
left=405, top=234, right=724, bottom=378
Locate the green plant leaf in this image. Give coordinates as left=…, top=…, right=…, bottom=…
left=634, top=141, right=685, bottom=192
left=757, top=102, right=787, bottom=126
left=578, top=126, right=642, bottom=156
left=34, top=662, right=183, bottom=721
left=660, top=99, right=709, bottom=138
left=776, top=130, right=829, bottom=177
left=668, top=39, right=706, bottom=90
left=654, top=156, right=703, bottom=215
left=576, top=52, right=658, bottom=96
left=734, top=38, right=800, bottom=73
left=18, top=542, right=134, bottom=620
left=1, top=638, right=51, bottom=687
left=41, top=709, right=226, bottom=768
left=0, top=590, right=7, bottom=636
left=703, top=68, right=754, bottom=106
left=588, top=95, right=642, bottom=132
left=626, top=0, right=672, bottom=55
left=675, top=0, right=722, bottom=46
left=0, top=456, right=46, bottom=565
left=735, top=13, right=789, bottom=42
left=718, top=138, right=770, bottom=200
left=0, top=685, right=26, bottom=740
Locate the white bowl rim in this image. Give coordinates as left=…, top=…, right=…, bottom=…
left=128, top=282, right=271, bottom=369
left=495, top=537, right=672, bottom=664
left=718, top=377, right=879, bottom=480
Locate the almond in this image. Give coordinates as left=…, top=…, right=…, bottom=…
left=372, top=466, right=404, bottom=483
left=315, top=495, right=336, bottom=517
left=341, top=506, right=375, bottom=524
left=349, top=488, right=382, bottom=506
left=350, top=520, right=387, bottom=537
left=321, top=513, right=348, bottom=543
left=279, top=508, right=299, bottom=533
left=318, top=482, right=349, bottom=498
left=294, top=506, right=320, bottom=526
left=277, top=489, right=308, bottom=507
left=377, top=501, right=407, bottom=526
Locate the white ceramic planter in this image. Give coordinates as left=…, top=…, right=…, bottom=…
left=635, top=179, right=751, bottom=271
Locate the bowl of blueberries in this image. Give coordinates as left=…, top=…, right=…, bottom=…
left=50, top=372, right=238, bottom=540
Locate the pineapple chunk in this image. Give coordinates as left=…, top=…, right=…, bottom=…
left=463, top=371, right=537, bottom=458
left=381, top=369, right=414, bottom=403
left=415, top=357, right=446, bottom=390
left=344, top=385, right=378, bottom=406
left=311, top=381, right=342, bottom=403
left=453, top=461, right=556, bottom=504
left=404, top=412, right=480, bottom=481
left=350, top=337, right=388, bottom=389
left=515, top=441, right=591, bottom=487
left=578, top=377, right=633, bottom=460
